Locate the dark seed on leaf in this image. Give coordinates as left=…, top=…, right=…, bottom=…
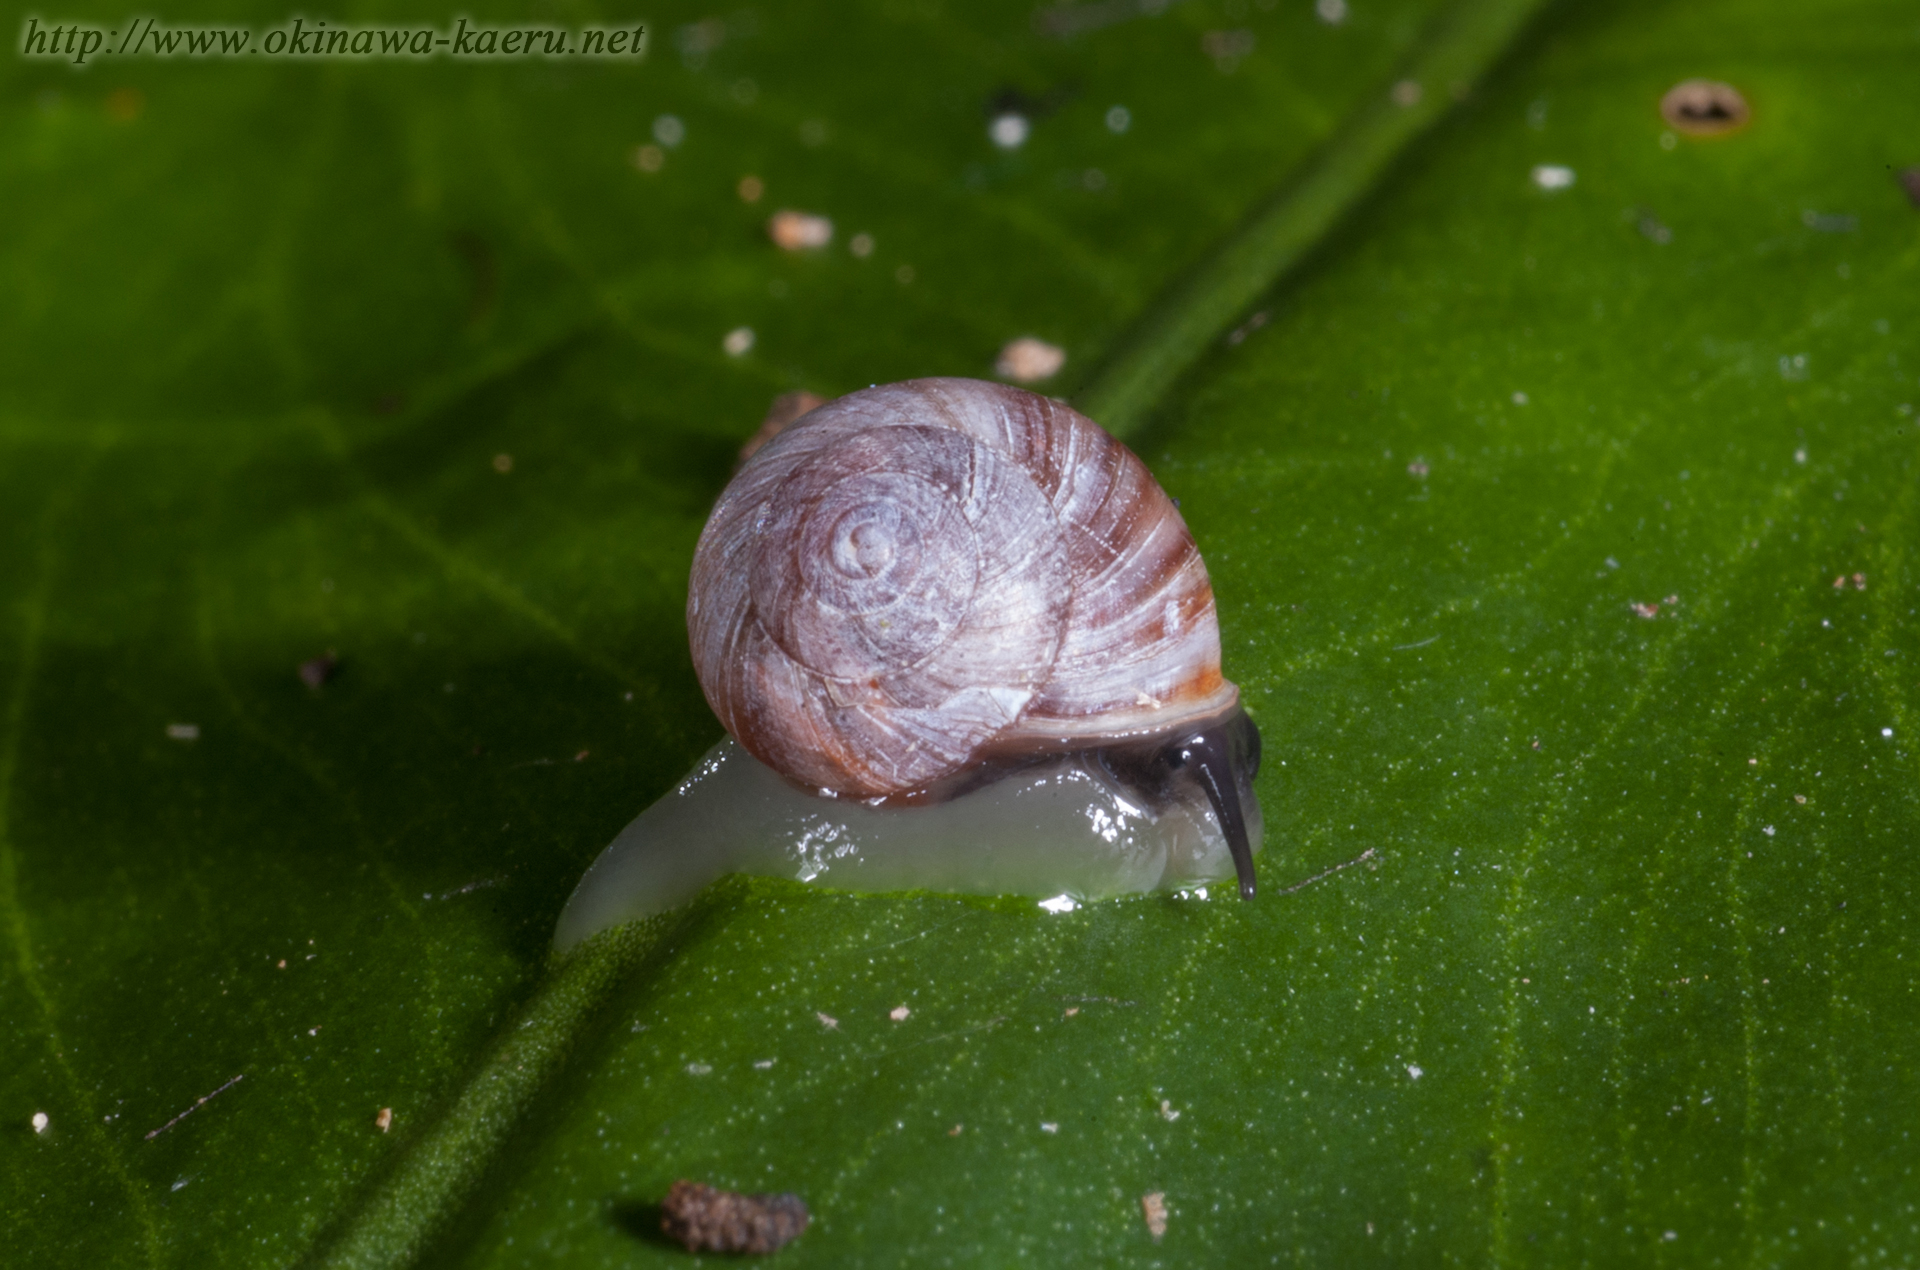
left=1899, top=168, right=1920, bottom=209
left=660, top=1180, right=809, bottom=1255
left=299, top=654, right=338, bottom=689
left=1659, top=80, right=1749, bottom=136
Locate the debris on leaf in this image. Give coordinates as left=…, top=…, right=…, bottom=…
left=995, top=337, right=1066, bottom=383
left=1227, top=310, right=1269, bottom=346
left=660, top=1180, right=810, bottom=1255
left=1801, top=209, right=1858, bottom=234
left=166, top=723, right=199, bottom=741
left=737, top=174, right=764, bottom=203
left=889, top=1005, right=910, bottom=1021
left=106, top=88, right=144, bottom=122
left=1659, top=79, right=1749, bottom=136
left=1900, top=168, right=1920, bottom=209
left=988, top=112, right=1029, bottom=149
left=768, top=210, right=833, bottom=251
left=1141, top=1191, right=1168, bottom=1242
left=1632, top=602, right=1660, bottom=619
left=1200, top=29, right=1255, bottom=72
left=298, top=654, right=338, bottom=689
left=816, top=1012, right=838, bottom=1030
left=31, top=1112, right=48, bottom=1134
left=723, top=327, right=755, bottom=357
left=375, top=1107, right=392, bottom=1132
left=1530, top=164, right=1575, bottom=191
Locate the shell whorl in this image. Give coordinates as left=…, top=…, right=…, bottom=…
left=688, top=378, right=1236, bottom=797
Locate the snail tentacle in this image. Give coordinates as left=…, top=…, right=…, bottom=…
left=1171, top=722, right=1258, bottom=900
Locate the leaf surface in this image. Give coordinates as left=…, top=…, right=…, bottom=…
left=3, top=0, right=1917, bottom=1265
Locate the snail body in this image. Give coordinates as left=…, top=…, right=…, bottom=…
left=556, top=379, right=1261, bottom=948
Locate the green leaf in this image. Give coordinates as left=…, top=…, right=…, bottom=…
left=4, top=0, right=1917, bottom=1265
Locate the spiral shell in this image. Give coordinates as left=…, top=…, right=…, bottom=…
left=688, top=378, right=1237, bottom=798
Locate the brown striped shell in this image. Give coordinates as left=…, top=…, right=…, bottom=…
left=687, top=378, right=1237, bottom=798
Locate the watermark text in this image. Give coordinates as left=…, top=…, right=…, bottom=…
left=19, top=15, right=647, bottom=65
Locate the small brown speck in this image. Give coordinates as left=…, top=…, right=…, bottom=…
left=1141, top=1192, right=1169, bottom=1242
left=1794, top=794, right=1807, bottom=804
left=106, top=87, right=144, bottom=122
left=1390, top=79, right=1422, bottom=107
left=298, top=654, right=339, bottom=689
left=633, top=144, right=664, bottom=172
left=1660, top=80, right=1749, bottom=136
left=737, top=174, right=764, bottom=203
left=1900, top=169, right=1920, bottom=209
left=948, top=1124, right=963, bottom=1136
left=660, top=1180, right=809, bottom=1255
left=1632, top=602, right=1660, bottom=619
left=276, top=959, right=287, bottom=970
left=1063, top=1006, right=1080, bottom=1018
left=375, top=1107, right=392, bottom=1132
left=574, top=749, right=591, bottom=762
left=1407, top=460, right=1429, bottom=478
left=739, top=391, right=829, bottom=464
left=492, top=453, right=514, bottom=474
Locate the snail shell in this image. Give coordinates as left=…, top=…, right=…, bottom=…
left=688, top=377, right=1238, bottom=799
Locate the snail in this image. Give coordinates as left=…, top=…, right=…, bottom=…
left=555, top=378, right=1262, bottom=949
